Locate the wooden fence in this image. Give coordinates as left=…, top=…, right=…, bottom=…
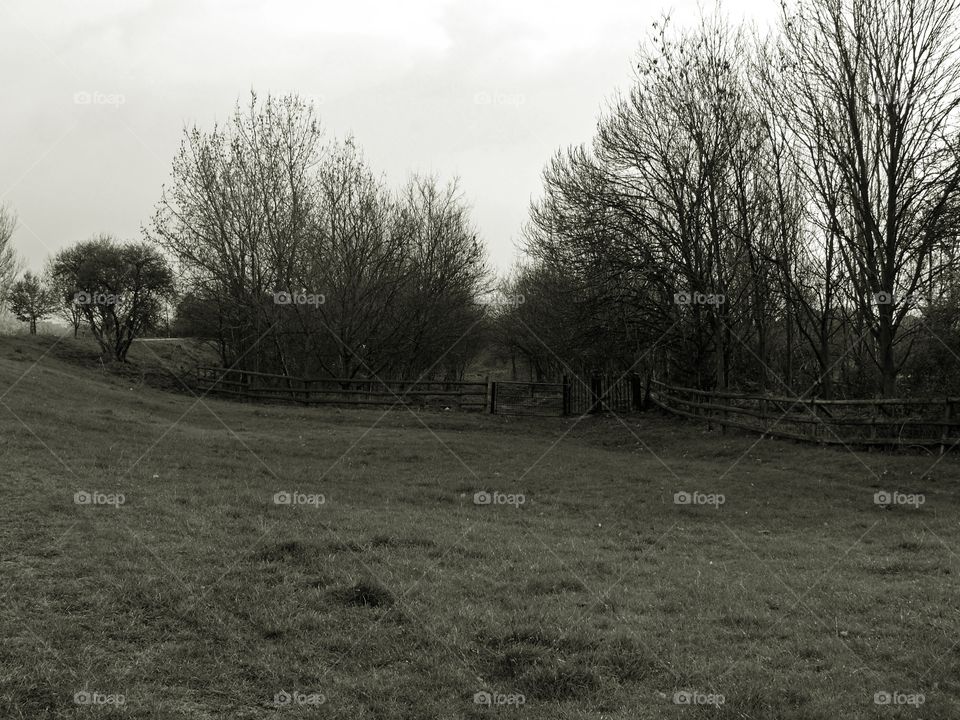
left=649, top=379, right=960, bottom=452
left=195, top=367, right=489, bottom=411
left=195, top=366, right=960, bottom=449
left=195, top=367, right=648, bottom=417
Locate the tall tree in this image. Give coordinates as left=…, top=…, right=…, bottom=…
left=781, top=0, right=960, bottom=395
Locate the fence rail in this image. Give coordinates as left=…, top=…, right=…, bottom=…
left=196, top=366, right=960, bottom=449
left=649, top=379, right=960, bottom=451
left=196, top=367, right=490, bottom=411
left=196, top=367, right=650, bottom=417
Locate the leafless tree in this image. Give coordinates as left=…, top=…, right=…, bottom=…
left=0, top=204, right=21, bottom=315
left=780, top=0, right=960, bottom=396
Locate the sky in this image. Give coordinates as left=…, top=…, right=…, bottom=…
left=0, top=0, right=779, bottom=275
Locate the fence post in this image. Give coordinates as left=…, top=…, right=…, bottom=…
left=630, top=375, right=642, bottom=412
left=490, top=381, right=497, bottom=414
left=590, top=374, right=602, bottom=414
left=809, top=398, right=818, bottom=441
left=942, top=399, right=953, bottom=456
left=562, top=375, right=572, bottom=416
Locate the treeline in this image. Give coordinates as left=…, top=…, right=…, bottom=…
left=494, top=0, right=960, bottom=398
left=2, top=94, right=491, bottom=380
left=152, top=94, right=489, bottom=380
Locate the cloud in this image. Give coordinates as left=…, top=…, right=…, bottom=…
left=0, top=0, right=777, bottom=272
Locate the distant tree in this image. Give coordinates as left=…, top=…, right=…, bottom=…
left=50, top=236, right=175, bottom=361
left=0, top=205, right=21, bottom=314
left=7, top=271, right=57, bottom=335
left=45, top=258, right=84, bottom=337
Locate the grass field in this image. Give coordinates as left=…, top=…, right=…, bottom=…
left=2, top=334, right=959, bottom=719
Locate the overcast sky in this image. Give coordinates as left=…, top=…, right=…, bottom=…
left=0, top=0, right=778, bottom=274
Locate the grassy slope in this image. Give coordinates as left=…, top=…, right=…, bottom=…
left=1, top=334, right=959, bottom=719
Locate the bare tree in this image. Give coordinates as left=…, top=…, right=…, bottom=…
left=781, top=0, right=960, bottom=396
left=0, top=204, right=21, bottom=315
left=151, top=92, right=322, bottom=372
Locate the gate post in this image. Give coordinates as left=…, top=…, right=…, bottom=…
left=631, top=375, right=643, bottom=411
left=490, top=381, right=497, bottom=414
left=562, top=375, right=571, bottom=416
left=590, top=374, right=602, bottom=414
